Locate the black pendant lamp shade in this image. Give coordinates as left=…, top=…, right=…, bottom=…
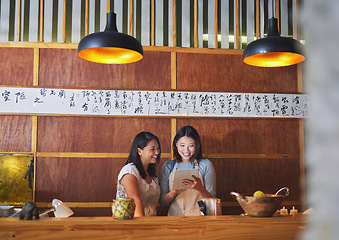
left=78, top=12, right=143, bottom=64
left=243, top=18, right=305, bottom=67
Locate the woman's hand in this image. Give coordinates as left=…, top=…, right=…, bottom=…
left=183, top=175, right=204, bottom=191
left=183, top=175, right=213, bottom=198
left=161, top=189, right=182, bottom=206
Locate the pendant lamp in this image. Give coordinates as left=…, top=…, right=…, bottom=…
left=243, top=8, right=305, bottom=67
left=78, top=12, right=143, bottom=64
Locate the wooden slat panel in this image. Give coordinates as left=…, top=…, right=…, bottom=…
left=176, top=119, right=300, bottom=155
left=0, top=48, right=34, bottom=86
left=0, top=116, right=32, bottom=152
left=35, top=157, right=168, bottom=203
left=38, top=49, right=171, bottom=89
left=176, top=52, right=299, bottom=92
left=37, top=117, right=171, bottom=153
left=211, top=158, right=300, bottom=203
left=35, top=157, right=125, bottom=202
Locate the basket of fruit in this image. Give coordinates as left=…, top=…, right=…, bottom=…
left=230, top=187, right=289, bottom=217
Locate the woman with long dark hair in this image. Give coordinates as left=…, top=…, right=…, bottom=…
left=116, top=132, right=161, bottom=217
left=159, top=126, right=216, bottom=216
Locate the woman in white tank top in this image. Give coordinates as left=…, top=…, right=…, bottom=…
left=116, top=132, right=161, bottom=217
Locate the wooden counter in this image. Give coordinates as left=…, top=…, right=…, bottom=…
left=0, top=215, right=306, bottom=240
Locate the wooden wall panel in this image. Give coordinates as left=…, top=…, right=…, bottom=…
left=0, top=45, right=303, bottom=216
left=176, top=119, right=300, bottom=155
left=211, top=158, right=300, bottom=202
left=176, top=52, right=299, bottom=93
left=211, top=159, right=300, bottom=201
left=0, top=116, right=32, bottom=152
left=35, top=158, right=168, bottom=203
left=0, top=48, right=34, bottom=86
left=67, top=208, right=112, bottom=217
left=35, top=157, right=124, bottom=202
left=39, top=49, right=171, bottom=89
left=37, top=117, right=172, bottom=153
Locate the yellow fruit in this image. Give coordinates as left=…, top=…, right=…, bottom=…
left=253, top=190, right=265, bottom=197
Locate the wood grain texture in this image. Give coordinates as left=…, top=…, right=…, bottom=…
left=36, top=152, right=172, bottom=159
left=35, top=157, right=168, bottom=203
left=35, top=157, right=125, bottom=202
left=176, top=118, right=300, bottom=155
left=176, top=52, right=299, bottom=92
left=37, top=116, right=171, bottom=153
left=0, top=48, right=34, bottom=86
left=0, top=116, right=32, bottom=152
left=38, top=49, right=171, bottom=89
left=211, top=157, right=300, bottom=203
left=0, top=215, right=305, bottom=240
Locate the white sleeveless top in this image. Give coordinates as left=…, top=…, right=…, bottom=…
left=116, top=163, right=160, bottom=216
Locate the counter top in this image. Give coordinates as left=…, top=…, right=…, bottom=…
left=0, top=215, right=306, bottom=240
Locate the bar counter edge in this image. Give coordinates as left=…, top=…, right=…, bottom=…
left=0, top=215, right=306, bottom=240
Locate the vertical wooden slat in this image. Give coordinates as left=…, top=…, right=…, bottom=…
left=31, top=115, right=38, bottom=202
left=275, top=0, right=279, bottom=32
left=39, top=0, right=44, bottom=42
left=214, top=0, right=218, bottom=48
left=33, top=152, right=37, bottom=201
left=85, top=0, right=89, bottom=36
left=294, top=0, right=304, bottom=211
left=129, top=0, right=133, bottom=35
left=31, top=116, right=38, bottom=153
left=194, top=0, right=198, bottom=47
left=171, top=52, right=176, bottom=89
left=295, top=0, right=299, bottom=40
left=170, top=50, right=177, bottom=158
left=297, top=63, right=303, bottom=93
left=62, top=0, right=66, bottom=43
left=171, top=118, right=176, bottom=159
left=33, top=48, right=39, bottom=86
left=107, top=0, right=110, bottom=12
left=295, top=0, right=303, bottom=93
left=256, top=0, right=259, bottom=39
left=16, top=0, right=21, bottom=41
left=235, top=0, right=239, bottom=49
left=151, top=0, right=155, bottom=46
left=299, top=119, right=305, bottom=211
left=171, top=50, right=177, bottom=158
left=172, top=0, right=176, bottom=47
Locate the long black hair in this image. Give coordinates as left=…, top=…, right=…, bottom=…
left=172, top=126, right=203, bottom=163
left=126, top=132, right=161, bottom=179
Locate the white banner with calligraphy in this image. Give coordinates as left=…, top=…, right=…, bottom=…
left=0, top=87, right=309, bottom=118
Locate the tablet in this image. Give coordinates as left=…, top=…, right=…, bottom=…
left=172, top=168, right=199, bottom=190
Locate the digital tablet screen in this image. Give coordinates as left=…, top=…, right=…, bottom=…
left=172, top=168, right=199, bottom=190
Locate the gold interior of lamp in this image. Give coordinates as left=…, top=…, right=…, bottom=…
left=78, top=47, right=143, bottom=64
left=243, top=52, right=305, bottom=67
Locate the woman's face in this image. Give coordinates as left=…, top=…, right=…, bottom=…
left=176, top=136, right=196, bottom=162
left=138, top=139, right=160, bottom=165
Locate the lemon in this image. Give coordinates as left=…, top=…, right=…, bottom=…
left=253, top=190, right=265, bottom=197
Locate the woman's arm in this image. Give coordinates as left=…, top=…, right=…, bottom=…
left=120, top=173, right=144, bottom=217
left=202, top=159, right=217, bottom=197
left=159, top=161, right=181, bottom=207
left=161, top=189, right=181, bottom=206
